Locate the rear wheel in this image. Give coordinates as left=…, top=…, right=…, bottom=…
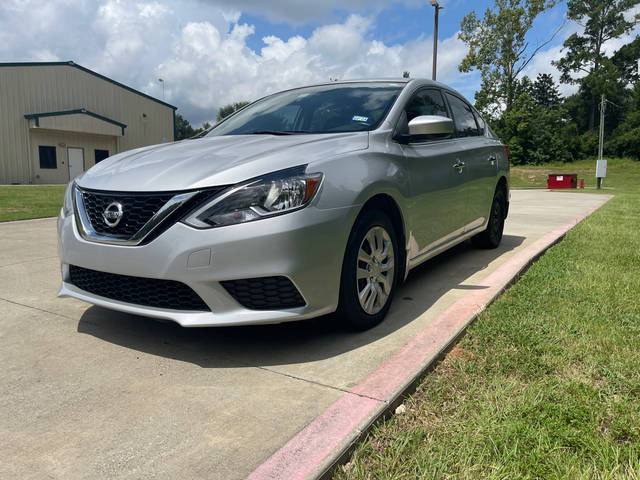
left=336, top=210, right=398, bottom=330
left=471, top=187, right=505, bottom=249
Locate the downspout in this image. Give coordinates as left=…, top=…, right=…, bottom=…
left=26, top=118, right=34, bottom=184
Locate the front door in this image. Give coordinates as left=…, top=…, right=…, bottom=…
left=400, top=88, right=471, bottom=256
left=67, top=148, right=84, bottom=180
left=443, top=92, right=493, bottom=231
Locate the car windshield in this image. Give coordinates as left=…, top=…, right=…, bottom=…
left=206, top=83, right=405, bottom=136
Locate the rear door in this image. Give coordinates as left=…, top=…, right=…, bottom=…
left=399, top=88, right=470, bottom=256
left=442, top=92, right=496, bottom=232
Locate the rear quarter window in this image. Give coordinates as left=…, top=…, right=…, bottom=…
left=473, top=109, right=486, bottom=136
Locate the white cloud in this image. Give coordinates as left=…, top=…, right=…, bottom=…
left=153, top=13, right=473, bottom=125
left=0, top=0, right=476, bottom=126
left=2, top=0, right=637, bottom=128
left=29, top=49, right=61, bottom=62
left=197, top=0, right=425, bottom=24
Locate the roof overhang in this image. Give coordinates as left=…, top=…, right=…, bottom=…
left=25, top=109, right=127, bottom=136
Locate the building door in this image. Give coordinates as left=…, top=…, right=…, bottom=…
left=67, top=148, right=84, bottom=180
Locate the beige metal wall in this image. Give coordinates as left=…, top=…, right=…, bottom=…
left=0, top=64, right=174, bottom=184
left=29, top=130, right=117, bottom=184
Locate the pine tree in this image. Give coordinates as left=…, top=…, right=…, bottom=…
left=553, top=0, right=640, bottom=131
left=532, top=73, right=561, bottom=108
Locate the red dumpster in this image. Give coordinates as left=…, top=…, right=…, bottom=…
left=547, top=173, right=577, bottom=189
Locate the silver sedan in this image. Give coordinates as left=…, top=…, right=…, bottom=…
left=58, top=79, right=509, bottom=330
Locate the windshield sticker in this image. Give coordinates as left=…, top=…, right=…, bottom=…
left=352, top=115, right=369, bottom=122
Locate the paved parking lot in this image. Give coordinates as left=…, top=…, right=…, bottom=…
left=0, top=190, right=610, bottom=479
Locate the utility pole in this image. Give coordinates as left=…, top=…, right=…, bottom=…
left=597, top=94, right=606, bottom=190
left=430, top=0, right=442, bottom=81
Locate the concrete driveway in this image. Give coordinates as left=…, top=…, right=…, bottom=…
left=0, top=190, right=610, bottom=479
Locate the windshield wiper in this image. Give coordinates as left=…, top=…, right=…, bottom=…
left=246, top=130, right=312, bottom=135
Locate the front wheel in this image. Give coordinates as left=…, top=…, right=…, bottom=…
left=336, top=210, right=399, bottom=330
left=471, top=187, right=506, bottom=249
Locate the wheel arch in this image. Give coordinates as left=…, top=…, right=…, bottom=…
left=355, top=193, right=407, bottom=283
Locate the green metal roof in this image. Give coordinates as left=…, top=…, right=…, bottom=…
left=25, top=108, right=127, bottom=136
left=1, top=61, right=177, bottom=110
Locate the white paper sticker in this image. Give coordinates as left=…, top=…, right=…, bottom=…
left=556, top=175, right=563, bottom=181
left=352, top=115, right=369, bottom=122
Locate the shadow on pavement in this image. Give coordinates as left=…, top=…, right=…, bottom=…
left=77, top=234, right=525, bottom=368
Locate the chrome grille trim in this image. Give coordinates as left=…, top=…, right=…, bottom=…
left=73, top=186, right=199, bottom=246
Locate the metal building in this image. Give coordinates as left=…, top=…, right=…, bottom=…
left=0, top=61, right=177, bottom=184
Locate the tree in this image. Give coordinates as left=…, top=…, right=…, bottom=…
left=402, top=71, right=410, bottom=78
left=606, top=80, right=640, bottom=159
left=217, top=101, right=251, bottom=122
left=612, top=36, right=640, bottom=85
left=553, top=0, right=640, bottom=131
left=175, top=114, right=214, bottom=140
left=496, top=74, right=573, bottom=164
left=458, top=0, right=560, bottom=116
left=175, top=113, right=197, bottom=140
left=531, top=73, right=561, bottom=108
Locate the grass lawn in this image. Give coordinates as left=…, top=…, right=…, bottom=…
left=335, top=157, right=640, bottom=479
left=0, top=185, right=66, bottom=222
left=509, top=157, right=622, bottom=190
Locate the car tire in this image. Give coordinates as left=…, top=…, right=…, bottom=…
left=471, top=187, right=506, bottom=249
left=336, top=210, right=399, bottom=331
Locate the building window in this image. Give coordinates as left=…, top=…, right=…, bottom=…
left=39, top=146, right=57, bottom=169
left=95, top=149, right=110, bottom=163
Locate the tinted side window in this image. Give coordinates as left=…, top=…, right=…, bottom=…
left=445, top=93, right=480, bottom=137
left=473, top=110, right=486, bottom=136
left=404, top=89, right=449, bottom=122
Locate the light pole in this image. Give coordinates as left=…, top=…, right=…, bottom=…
left=158, top=78, right=165, bottom=101
left=430, top=0, right=443, bottom=81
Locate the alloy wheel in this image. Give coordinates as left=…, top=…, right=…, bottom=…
left=356, top=226, right=395, bottom=315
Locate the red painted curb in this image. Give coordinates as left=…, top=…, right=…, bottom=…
left=247, top=195, right=613, bottom=480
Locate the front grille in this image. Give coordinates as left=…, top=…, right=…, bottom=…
left=221, top=277, right=306, bottom=310
left=69, top=265, right=210, bottom=311
left=80, top=190, right=173, bottom=238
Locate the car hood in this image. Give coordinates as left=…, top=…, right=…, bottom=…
left=77, top=132, right=369, bottom=192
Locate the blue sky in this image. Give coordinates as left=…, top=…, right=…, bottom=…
left=234, top=0, right=571, bottom=107
left=240, top=1, right=500, bottom=51
left=2, top=0, right=634, bottom=126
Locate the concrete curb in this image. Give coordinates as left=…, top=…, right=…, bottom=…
left=246, top=195, right=613, bottom=480
left=0, top=216, right=58, bottom=224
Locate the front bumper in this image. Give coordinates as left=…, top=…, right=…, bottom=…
left=57, top=205, right=356, bottom=326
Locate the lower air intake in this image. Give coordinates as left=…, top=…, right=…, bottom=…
left=69, top=265, right=210, bottom=311
left=220, top=276, right=306, bottom=310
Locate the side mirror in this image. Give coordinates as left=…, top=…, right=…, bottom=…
left=408, top=115, right=454, bottom=137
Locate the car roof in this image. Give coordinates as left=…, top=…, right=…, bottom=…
left=285, top=78, right=454, bottom=91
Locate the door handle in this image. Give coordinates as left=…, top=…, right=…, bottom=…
left=452, top=160, right=465, bottom=171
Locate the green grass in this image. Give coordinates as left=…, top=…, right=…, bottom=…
left=509, top=157, right=633, bottom=190
left=335, top=157, right=640, bottom=480
left=0, top=185, right=65, bottom=222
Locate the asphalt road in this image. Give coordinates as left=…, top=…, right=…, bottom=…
left=0, top=190, right=610, bottom=479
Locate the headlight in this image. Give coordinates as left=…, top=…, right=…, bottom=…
left=61, top=181, right=75, bottom=218
left=183, top=166, right=323, bottom=228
